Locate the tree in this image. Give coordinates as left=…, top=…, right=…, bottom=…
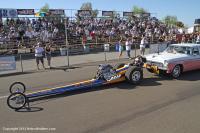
left=80, top=2, right=92, bottom=10
left=163, top=15, right=178, bottom=27
left=40, top=3, right=49, bottom=13
left=176, top=21, right=184, bottom=28
left=79, top=2, right=99, bottom=18
left=132, top=6, right=147, bottom=15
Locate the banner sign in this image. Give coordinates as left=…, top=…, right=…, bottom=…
left=134, top=13, right=150, bottom=18
left=0, top=56, right=16, bottom=71
left=49, top=9, right=65, bottom=15
left=17, top=9, right=34, bottom=15
left=123, top=12, right=133, bottom=17
left=0, top=9, right=18, bottom=18
left=78, top=10, right=91, bottom=17
left=141, top=13, right=150, bottom=18
left=102, top=11, right=113, bottom=16
left=149, top=44, right=168, bottom=54
left=194, top=19, right=200, bottom=24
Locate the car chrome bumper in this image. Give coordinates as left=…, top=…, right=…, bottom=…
left=143, top=63, right=168, bottom=74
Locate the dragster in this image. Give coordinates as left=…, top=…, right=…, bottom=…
left=7, top=56, right=146, bottom=110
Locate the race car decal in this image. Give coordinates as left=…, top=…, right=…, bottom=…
left=107, top=74, right=121, bottom=81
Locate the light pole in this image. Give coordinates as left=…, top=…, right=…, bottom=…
left=64, top=17, right=70, bottom=67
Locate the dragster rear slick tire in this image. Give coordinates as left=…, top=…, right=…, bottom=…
left=7, top=92, right=28, bottom=110
left=125, top=66, right=143, bottom=85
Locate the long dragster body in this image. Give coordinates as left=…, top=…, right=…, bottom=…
left=7, top=56, right=146, bottom=110
left=26, top=65, right=128, bottom=99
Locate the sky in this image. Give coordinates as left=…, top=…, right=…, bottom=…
left=0, top=0, right=199, bottom=27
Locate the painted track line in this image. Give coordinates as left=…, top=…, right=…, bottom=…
left=0, top=95, right=8, bottom=99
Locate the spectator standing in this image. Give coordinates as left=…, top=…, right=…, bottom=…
left=196, top=34, right=200, bottom=44
left=35, top=42, right=45, bottom=70
left=82, top=34, right=89, bottom=53
left=181, top=35, right=186, bottom=43
left=125, top=38, right=132, bottom=59
left=118, top=37, right=124, bottom=58
left=90, top=30, right=95, bottom=40
left=165, top=36, right=171, bottom=47
left=45, top=43, right=52, bottom=68
left=140, top=36, right=146, bottom=55
left=82, top=34, right=87, bottom=46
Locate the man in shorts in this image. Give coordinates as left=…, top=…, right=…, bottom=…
left=35, top=42, right=45, bottom=70
left=125, top=38, right=132, bottom=59
left=140, top=36, right=146, bottom=55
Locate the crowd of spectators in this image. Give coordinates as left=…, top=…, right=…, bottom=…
left=0, top=15, right=200, bottom=53
left=0, top=17, right=60, bottom=48
left=67, top=17, right=200, bottom=51
left=68, top=16, right=179, bottom=42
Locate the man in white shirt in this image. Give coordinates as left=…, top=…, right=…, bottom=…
left=35, top=42, right=45, bottom=70
left=125, top=38, right=132, bottom=59
left=140, top=36, right=146, bottom=55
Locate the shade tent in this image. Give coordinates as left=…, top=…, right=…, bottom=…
left=34, top=12, right=49, bottom=17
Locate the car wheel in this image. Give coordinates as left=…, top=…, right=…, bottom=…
left=172, top=65, right=181, bottom=78
left=125, top=66, right=143, bottom=84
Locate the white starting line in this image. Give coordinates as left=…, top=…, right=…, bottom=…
left=0, top=95, right=8, bottom=99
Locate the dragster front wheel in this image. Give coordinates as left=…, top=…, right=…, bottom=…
left=7, top=92, right=27, bottom=110
left=9, top=82, right=26, bottom=94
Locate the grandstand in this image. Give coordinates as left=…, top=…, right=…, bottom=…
left=0, top=9, right=191, bottom=55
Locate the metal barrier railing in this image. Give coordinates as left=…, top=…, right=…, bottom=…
left=0, top=35, right=161, bottom=55
left=0, top=41, right=147, bottom=75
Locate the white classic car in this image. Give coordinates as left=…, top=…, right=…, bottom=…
left=144, top=43, right=200, bottom=78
